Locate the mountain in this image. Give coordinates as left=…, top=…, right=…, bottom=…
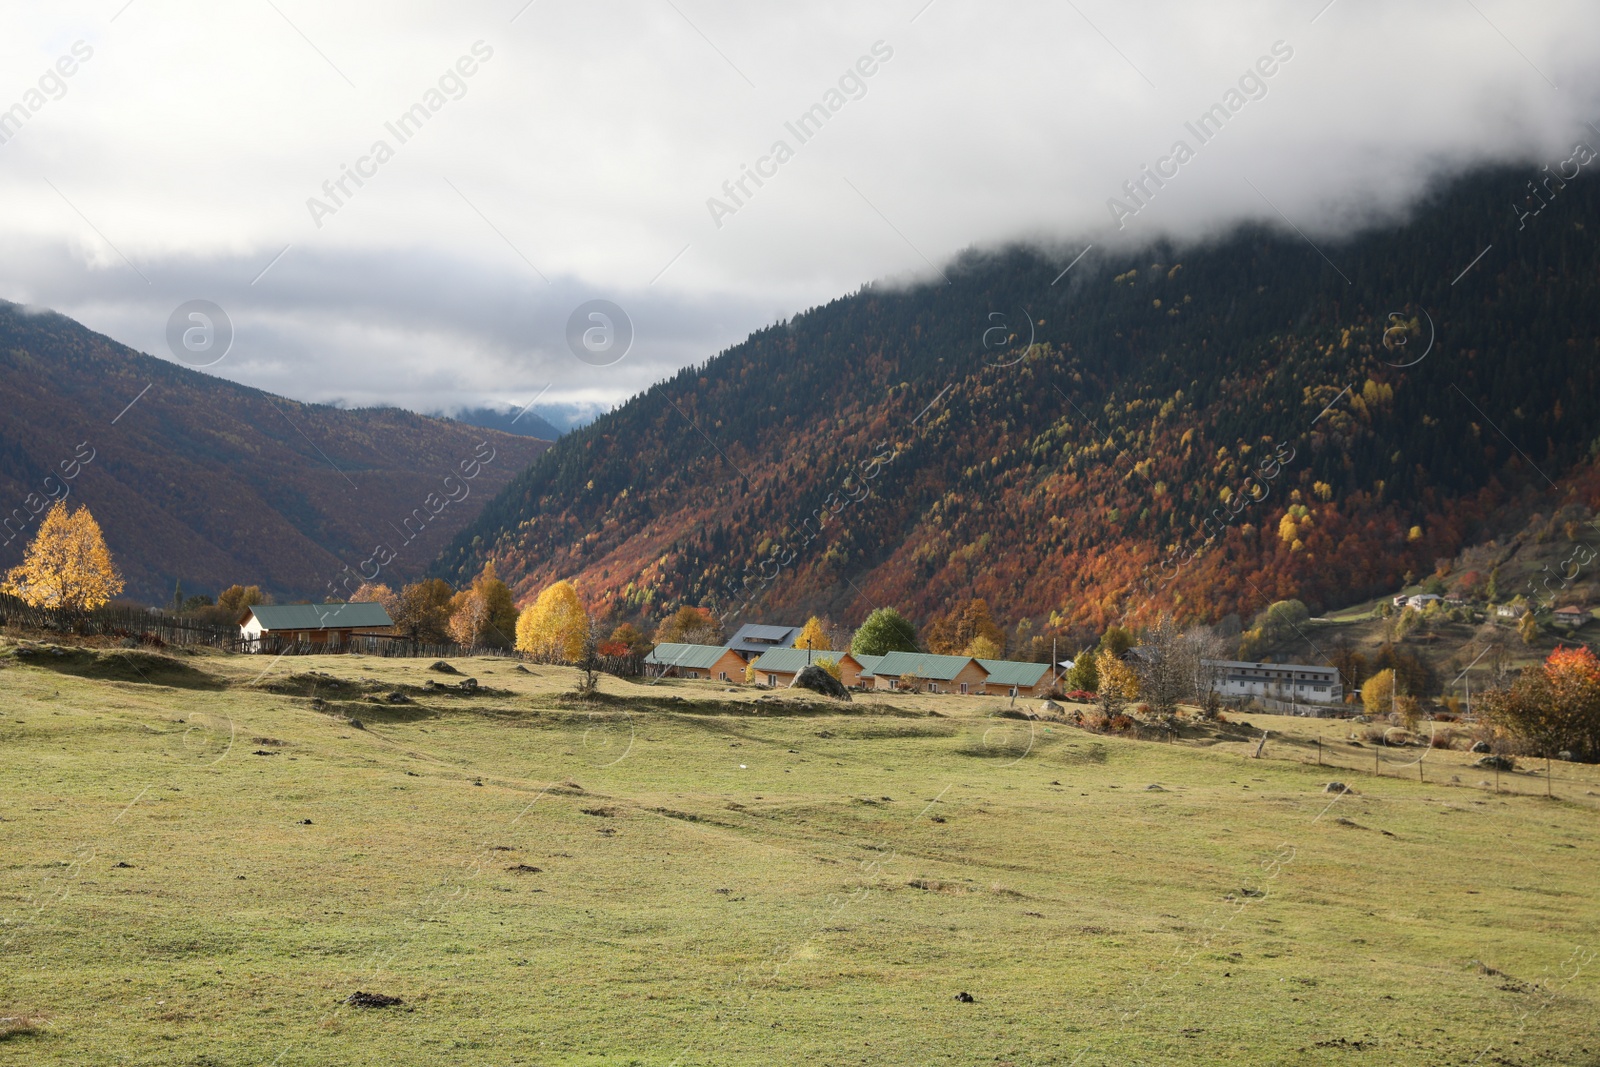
left=447, top=405, right=565, bottom=442
left=438, top=165, right=1600, bottom=645
left=0, top=302, right=548, bottom=604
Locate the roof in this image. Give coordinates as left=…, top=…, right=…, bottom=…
left=245, top=602, right=393, bottom=631
left=1555, top=605, right=1589, bottom=613
left=1203, top=658, right=1338, bottom=676
left=727, top=623, right=804, bottom=653
left=977, top=659, right=1052, bottom=686
left=644, top=643, right=728, bottom=671
left=853, top=653, right=885, bottom=678
left=870, top=651, right=980, bottom=682
left=751, top=648, right=850, bottom=674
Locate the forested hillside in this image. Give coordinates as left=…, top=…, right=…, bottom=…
left=439, top=166, right=1600, bottom=646
left=0, top=304, right=547, bottom=603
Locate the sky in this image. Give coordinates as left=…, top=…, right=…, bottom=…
left=1, top=0, right=1597, bottom=430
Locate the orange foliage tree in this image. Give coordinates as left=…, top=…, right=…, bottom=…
left=1481, top=645, right=1600, bottom=761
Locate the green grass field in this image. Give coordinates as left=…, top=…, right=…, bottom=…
left=2, top=641, right=1597, bottom=1066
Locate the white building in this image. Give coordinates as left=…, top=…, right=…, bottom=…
left=1203, top=659, right=1342, bottom=703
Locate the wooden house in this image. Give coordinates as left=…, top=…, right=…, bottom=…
left=239, top=602, right=393, bottom=652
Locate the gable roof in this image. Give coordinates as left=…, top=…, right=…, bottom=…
left=245, top=602, right=393, bottom=631
left=727, top=623, right=804, bottom=654
left=750, top=648, right=851, bottom=674
left=977, top=659, right=1052, bottom=686
left=853, top=653, right=885, bottom=678
left=870, top=651, right=981, bottom=682
left=644, top=643, right=728, bottom=671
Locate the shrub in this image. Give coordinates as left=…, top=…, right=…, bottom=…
left=1107, top=714, right=1136, bottom=732
left=1430, top=728, right=1456, bottom=749
left=1064, top=689, right=1097, bottom=703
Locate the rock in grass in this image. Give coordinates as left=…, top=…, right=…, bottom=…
left=1324, top=781, right=1353, bottom=793
left=953, top=991, right=976, bottom=1003
left=427, top=660, right=460, bottom=674
left=1471, top=740, right=1492, bottom=753
left=346, top=991, right=402, bottom=1008
left=789, top=665, right=851, bottom=701
left=1474, top=754, right=1515, bottom=770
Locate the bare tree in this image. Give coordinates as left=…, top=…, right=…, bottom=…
left=1179, top=626, right=1229, bottom=717
left=1132, top=617, right=1189, bottom=718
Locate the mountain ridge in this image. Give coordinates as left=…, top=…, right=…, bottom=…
left=0, top=301, right=548, bottom=603
left=436, top=164, right=1600, bottom=645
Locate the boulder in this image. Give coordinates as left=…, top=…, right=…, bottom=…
left=1474, top=754, right=1515, bottom=770
left=1039, top=700, right=1065, bottom=717
left=427, top=661, right=460, bottom=674
left=1470, top=740, right=1492, bottom=753
left=789, top=665, right=851, bottom=701
left=1323, top=781, right=1353, bottom=794
left=1352, top=715, right=1371, bottom=724
left=459, top=678, right=479, bottom=694
left=1558, top=750, right=1574, bottom=761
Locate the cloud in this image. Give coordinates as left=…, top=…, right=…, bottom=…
left=0, top=0, right=1596, bottom=413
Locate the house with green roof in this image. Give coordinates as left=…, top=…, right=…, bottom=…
left=239, top=602, right=393, bottom=652
left=866, top=651, right=989, bottom=695
left=976, top=658, right=1055, bottom=698
left=644, top=642, right=746, bottom=681
left=750, top=647, right=875, bottom=688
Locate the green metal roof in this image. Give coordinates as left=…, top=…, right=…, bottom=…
left=750, top=648, right=850, bottom=674
left=976, top=659, right=1052, bottom=686
left=853, top=653, right=885, bottom=678
left=245, top=602, right=392, bottom=631
left=644, top=643, right=728, bottom=671
left=869, top=651, right=979, bottom=682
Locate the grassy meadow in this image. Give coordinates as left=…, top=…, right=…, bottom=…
left=2, top=640, right=1598, bottom=1066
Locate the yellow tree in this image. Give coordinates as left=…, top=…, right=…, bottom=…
left=448, top=563, right=518, bottom=650
left=965, top=634, right=1004, bottom=659
left=793, top=616, right=830, bottom=653
left=3, top=502, right=123, bottom=613
left=515, top=580, right=589, bottom=662
left=1095, top=647, right=1139, bottom=717
left=1362, top=668, right=1397, bottom=718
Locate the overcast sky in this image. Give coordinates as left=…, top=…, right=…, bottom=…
left=2, top=0, right=1596, bottom=427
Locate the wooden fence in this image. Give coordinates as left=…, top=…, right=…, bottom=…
left=0, top=593, right=241, bottom=650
